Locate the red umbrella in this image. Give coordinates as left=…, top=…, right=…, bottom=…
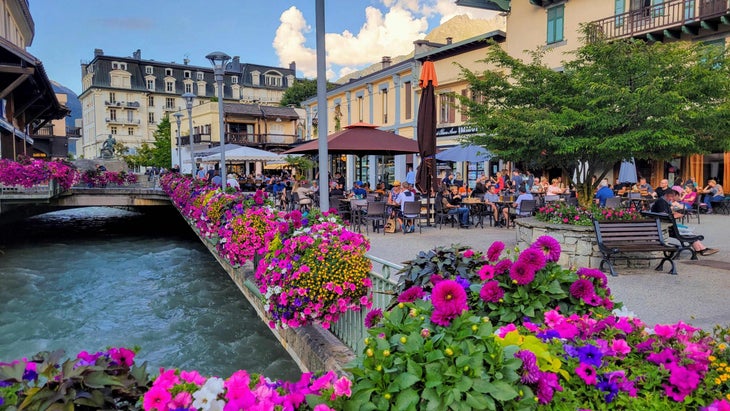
left=416, top=60, right=438, bottom=195
left=283, top=122, right=418, bottom=156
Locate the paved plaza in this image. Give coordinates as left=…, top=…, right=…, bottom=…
left=365, top=214, right=730, bottom=331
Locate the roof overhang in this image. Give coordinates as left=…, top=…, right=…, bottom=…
left=455, top=0, right=510, bottom=12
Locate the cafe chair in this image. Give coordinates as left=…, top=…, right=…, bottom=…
left=361, top=201, right=387, bottom=234
left=401, top=201, right=423, bottom=234
left=604, top=197, right=622, bottom=209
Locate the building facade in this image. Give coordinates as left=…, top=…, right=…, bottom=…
left=461, top=0, right=730, bottom=188
left=79, top=49, right=296, bottom=162
left=301, top=32, right=505, bottom=189
left=0, top=0, right=67, bottom=160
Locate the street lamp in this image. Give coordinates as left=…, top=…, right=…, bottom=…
left=182, top=92, right=196, bottom=176
left=172, top=112, right=184, bottom=173
left=206, top=51, right=231, bottom=183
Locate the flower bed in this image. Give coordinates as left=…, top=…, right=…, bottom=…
left=80, top=169, right=138, bottom=187
left=0, top=157, right=79, bottom=190
left=535, top=203, right=643, bottom=226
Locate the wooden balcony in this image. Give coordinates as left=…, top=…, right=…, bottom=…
left=588, top=0, right=730, bottom=42
left=226, top=132, right=297, bottom=147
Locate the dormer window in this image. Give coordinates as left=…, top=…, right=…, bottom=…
left=231, top=76, right=238, bottom=84
left=165, top=68, right=173, bottom=76
left=196, top=72, right=204, bottom=81
left=111, top=61, right=127, bottom=70
left=145, top=66, right=154, bottom=75
left=184, top=70, right=191, bottom=79
left=264, top=71, right=282, bottom=87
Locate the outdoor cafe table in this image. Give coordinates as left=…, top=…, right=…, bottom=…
left=621, top=195, right=654, bottom=211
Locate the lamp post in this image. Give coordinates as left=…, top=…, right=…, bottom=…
left=182, top=92, right=196, bottom=176
left=172, top=112, right=183, bottom=173
left=206, top=51, right=231, bottom=183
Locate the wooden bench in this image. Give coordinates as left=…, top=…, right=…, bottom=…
left=641, top=211, right=704, bottom=261
left=592, top=218, right=679, bottom=277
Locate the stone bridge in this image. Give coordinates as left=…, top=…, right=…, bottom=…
left=0, top=182, right=170, bottom=223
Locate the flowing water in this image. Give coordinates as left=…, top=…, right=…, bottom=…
left=0, top=206, right=300, bottom=381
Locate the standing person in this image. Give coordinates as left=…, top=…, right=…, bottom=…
left=196, top=166, right=207, bottom=180
left=405, top=166, right=416, bottom=187
left=453, top=172, right=464, bottom=188
left=525, top=171, right=535, bottom=192
left=211, top=171, right=222, bottom=187
left=701, top=179, right=725, bottom=214
left=511, top=170, right=523, bottom=191
left=440, top=186, right=471, bottom=228
left=650, top=189, right=717, bottom=255
left=206, top=167, right=216, bottom=182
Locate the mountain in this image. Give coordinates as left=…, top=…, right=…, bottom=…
left=51, top=80, right=82, bottom=129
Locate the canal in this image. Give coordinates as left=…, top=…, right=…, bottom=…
left=0, top=206, right=300, bottom=381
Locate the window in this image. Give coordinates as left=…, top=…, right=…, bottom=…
left=148, top=112, right=155, bottom=123
left=148, top=95, right=154, bottom=107
left=231, top=76, right=238, bottom=84
left=112, top=62, right=118, bottom=70
left=128, top=127, right=134, bottom=135
left=357, top=96, right=364, bottom=122
left=615, top=0, right=625, bottom=27
left=166, top=81, right=174, bottom=92
left=112, top=62, right=127, bottom=70
left=404, top=81, right=412, bottom=120
left=546, top=5, right=564, bottom=44
left=439, top=93, right=455, bottom=124
left=165, top=68, right=173, bottom=76
left=146, top=79, right=154, bottom=90
left=196, top=72, right=204, bottom=81
left=184, top=70, right=191, bottom=79
left=109, top=92, right=116, bottom=103
left=110, top=126, right=117, bottom=135
left=185, top=83, right=192, bottom=93
left=166, top=97, right=175, bottom=109
left=127, top=111, right=134, bottom=122
left=264, top=72, right=282, bottom=87
left=381, top=88, right=389, bottom=123
left=109, top=109, right=117, bottom=121
left=145, top=66, right=154, bottom=75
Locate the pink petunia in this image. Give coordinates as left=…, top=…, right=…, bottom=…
left=333, top=376, right=352, bottom=397
left=575, top=363, right=597, bottom=385
left=143, top=386, right=172, bottom=411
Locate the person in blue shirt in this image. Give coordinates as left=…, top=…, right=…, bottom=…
left=405, top=166, right=416, bottom=186
left=350, top=181, right=368, bottom=198
left=594, top=179, right=615, bottom=207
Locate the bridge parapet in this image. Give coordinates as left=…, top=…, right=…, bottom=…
left=0, top=179, right=61, bottom=201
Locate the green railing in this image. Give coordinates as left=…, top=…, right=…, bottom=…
left=329, top=253, right=401, bottom=355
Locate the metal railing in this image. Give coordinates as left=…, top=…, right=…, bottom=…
left=329, top=254, right=401, bottom=355
left=588, top=0, right=730, bottom=41
left=226, top=132, right=297, bottom=146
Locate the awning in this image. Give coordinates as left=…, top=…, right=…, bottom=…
left=201, top=145, right=282, bottom=162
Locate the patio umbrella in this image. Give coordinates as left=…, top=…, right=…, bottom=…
left=415, top=60, right=438, bottom=195
left=618, top=158, right=638, bottom=184
left=283, top=122, right=418, bottom=156
left=201, top=146, right=282, bottom=162
left=435, top=144, right=492, bottom=163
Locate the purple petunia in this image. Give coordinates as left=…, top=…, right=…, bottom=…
left=479, top=281, right=504, bottom=303
left=574, top=344, right=604, bottom=368
left=486, top=241, right=505, bottom=262
left=531, top=235, right=561, bottom=262
left=509, top=261, right=536, bottom=285
left=397, top=286, right=426, bottom=303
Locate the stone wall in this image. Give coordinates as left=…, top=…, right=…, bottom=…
left=515, top=218, right=657, bottom=270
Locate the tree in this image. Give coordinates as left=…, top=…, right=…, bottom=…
left=119, top=116, right=172, bottom=169
left=280, top=78, right=337, bottom=108
left=460, top=28, right=730, bottom=206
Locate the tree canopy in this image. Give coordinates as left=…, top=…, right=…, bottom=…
left=460, top=28, right=730, bottom=204
left=121, top=116, right=172, bottom=169
left=280, top=78, right=337, bottom=108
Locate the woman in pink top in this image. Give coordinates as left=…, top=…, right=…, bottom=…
left=545, top=178, right=564, bottom=196
left=680, top=184, right=698, bottom=209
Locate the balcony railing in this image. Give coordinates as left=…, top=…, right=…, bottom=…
left=105, top=118, right=141, bottom=125
left=226, top=132, right=297, bottom=146
left=588, top=0, right=730, bottom=41
left=33, top=125, right=54, bottom=136
left=104, top=101, right=141, bottom=109
left=178, top=133, right=212, bottom=145
left=66, top=127, right=82, bottom=137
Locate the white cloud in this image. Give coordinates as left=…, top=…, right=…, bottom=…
left=272, top=1, right=497, bottom=79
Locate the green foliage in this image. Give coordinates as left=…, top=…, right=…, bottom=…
left=460, top=28, right=730, bottom=207
left=534, top=202, right=644, bottom=226
left=346, top=300, right=543, bottom=411
left=0, top=349, right=149, bottom=411
left=280, top=78, right=337, bottom=108
left=284, top=155, right=315, bottom=175
left=121, top=117, right=172, bottom=169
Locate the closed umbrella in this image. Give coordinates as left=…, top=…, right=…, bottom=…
left=415, top=60, right=438, bottom=196
left=618, top=158, right=638, bottom=184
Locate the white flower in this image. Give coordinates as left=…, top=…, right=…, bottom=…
left=612, top=306, right=637, bottom=318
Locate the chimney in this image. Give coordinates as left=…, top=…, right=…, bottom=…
left=446, top=37, right=453, bottom=45
left=94, top=48, right=104, bottom=56
left=184, top=58, right=190, bottom=65
left=289, top=61, right=296, bottom=72
left=233, top=56, right=240, bottom=66
left=133, top=49, right=141, bottom=59
left=381, top=56, right=391, bottom=69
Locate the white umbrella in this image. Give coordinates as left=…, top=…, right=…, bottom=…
left=201, top=146, right=282, bottom=163
left=618, top=158, right=638, bottom=184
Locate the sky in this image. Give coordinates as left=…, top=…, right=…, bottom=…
left=27, top=0, right=497, bottom=95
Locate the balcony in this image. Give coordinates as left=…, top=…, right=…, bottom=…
left=588, top=0, right=730, bottom=42
left=178, top=133, right=212, bottom=145
left=226, top=132, right=297, bottom=147
left=105, top=101, right=141, bottom=109
left=105, top=118, right=141, bottom=125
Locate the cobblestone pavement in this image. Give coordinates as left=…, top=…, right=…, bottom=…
left=364, top=214, right=730, bottom=331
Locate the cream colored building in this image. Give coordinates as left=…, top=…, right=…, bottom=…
left=170, top=101, right=302, bottom=175
left=79, top=49, right=297, bottom=163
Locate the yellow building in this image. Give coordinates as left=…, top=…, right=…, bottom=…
left=460, top=0, right=730, bottom=188
left=170, top=101, right=302, bottom=175
left=302, top=31, right=505, bottom=188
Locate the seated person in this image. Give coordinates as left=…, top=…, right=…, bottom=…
left=654, top=179, right=671, bottom=198
left=594, top=179, right=615, bottom=207
left=350, top=181, right=367, bottom=198
left=512, top=187, right=534, bottom=217
left=329, top=182, right=344, bottom=196
left=545, top=178, right=564, bottom=196
left=633, top=177, right=654, bottom=195
left=679, top=184, right=698, bottom=209
left=471, top=182, right=487, bottom=198
left=395, top=182, right=417, bottom=232
left=294, top=182, right=314, bottom=209
left=484, top=185, right=508, bottom=225
left=226, top=174, right=241, bottom=190
left=388, top=181, right=402, bottom=204
left=650, top=189, right=717, bottom=256
left=701, top=179, right=725, bottom=214
left=441, top=186, right=471, bottom=227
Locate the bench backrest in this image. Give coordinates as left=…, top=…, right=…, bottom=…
left=593, top=219, right=665, bottom=247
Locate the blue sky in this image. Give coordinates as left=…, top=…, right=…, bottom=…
left=27, top=0, right=496, bottom=95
